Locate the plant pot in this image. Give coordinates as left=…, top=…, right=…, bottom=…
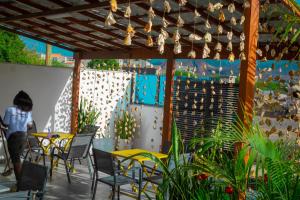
left=117, top=138, right=132, bottom=150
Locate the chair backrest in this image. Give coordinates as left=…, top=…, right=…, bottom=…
left=18, top=161, right=48, bottom=192
left=79, top=125, right=99, bottom=135
left=26, top=121, right=39, bottom=148
left=67, top=134, right=94, bottom=159
left=92, top=148, right=115, bottom=176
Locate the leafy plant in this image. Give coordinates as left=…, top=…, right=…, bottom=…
left=87, top=59, right=120, bottom=71
left=77, top=98, right=100, bottom=134
left=115, top=111, right=136, bottom=140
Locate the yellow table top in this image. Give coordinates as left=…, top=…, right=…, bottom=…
left=31, top=132, right=73, bottom=139
left=112, top=148, right=168, bottom=162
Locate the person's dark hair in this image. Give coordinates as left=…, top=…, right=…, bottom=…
left=13, top=91, right=33, bottom=112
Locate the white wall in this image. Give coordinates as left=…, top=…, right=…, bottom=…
left=0, top=63, right=72, bottom=132
left=129, top=104, right=163, bottom=152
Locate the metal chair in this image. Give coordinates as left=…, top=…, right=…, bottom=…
left=0, top=161, right=48, bottom=200
left=91, top=149, right=142, bottom=200
left=50, top=133, right=94, bottom=183
left=24, top=121, right=46, bottom=166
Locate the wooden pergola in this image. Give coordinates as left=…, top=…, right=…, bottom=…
left=0, top=0, right=299, bottom=152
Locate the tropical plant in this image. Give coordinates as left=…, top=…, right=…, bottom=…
left=115, top=111, right=136, bottom=140
left=77, top=98, right=100, bottom=134
left=87, top=59, right=120, bottom=71
left=125, top=117, right=300, bottom=200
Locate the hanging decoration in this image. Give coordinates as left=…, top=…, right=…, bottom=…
left=105, top=11, right=116, bottom=26
left=164, top=1, right=171, bottom=13
left=124, top=1, right=134, bottom=46
left=188, top=0, right=200, bottom=59
left=110, top=0, right=118, bottom=12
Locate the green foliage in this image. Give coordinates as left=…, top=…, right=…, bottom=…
left=175, top=69, right=197, bottom=78
left=87, top=59, right=120, bottom=70
left=256, top=81, right=288, bottom=92
left=115, top=112, right=136, bottom=139
left=51, top=60, right=67, bottom=68
left=77, top=98, right=100, bottom=134
left=0, top=30, right=44, bottom=65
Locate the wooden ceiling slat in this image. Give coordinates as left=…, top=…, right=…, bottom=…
left=48, top=0, right=147, bottom=48
left=0, top=25, right=76, bottom=52
left=14, top=0, right=126, bottom=49
left=8, top=22, right=93, bottom=51
left=0, top=0, right=144, bottom=23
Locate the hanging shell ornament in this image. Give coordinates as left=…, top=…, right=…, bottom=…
left=256, top=49, right=263, bottom=57
left=227, top=41, right=233, bottom=51
left=214, top=42, right=222, bottom=52
left=244, top=0, right=250, bottom=8
left=110, top=0, right=118, bottom=12
left=188, top=49, right=196, bottom=59
left=204, top=32, right=212, bottom=43
left=194, top=9, right=201, bottom=18
left=189, top=33, right=202, bottom=41
left=203, top=43, right=211, bottom=58
left=158, top=44, right=165, bottom=54
left=214, top=52, right=220, bottom=60
left=271, top=49, right=276, bottom=57
left=177, top=15, right=184, bottom=27
left=205, top=19, right=211, bottom=29
left=240, top=33, right=245, bottom=41
left=227, top=31, right=233, bottom=41
left=144, top=19, right=152, bottom=33
left=228, top=52, right=235, bottom=62
left=162, top=17, right=170, bottom=28
left=214, top=3, right=223, bottom=10
left=161, top=28, right=169, bottom=39
left=127, top=23, right=135, bottom=37
left=240, top=16, right=245, bottom=25
left=164, top=1, right=171, bottom=13
left=105, top=11, right=116, bottom=26
left=228, top=3, right=236, bottom=13
left=146, top=35, right=154, bottom=47
left=172, top=29, right=181, bottom=43
left=124, top=6, right=131, bottom=18
left=240, top=41, right=245, bottom=51
left=174, top=42, right=182, bottom=54
left=148, top=6, right=156, bottom=19
left=240, top=52, right=246, bottom=60
left=179, top=0, right=187, bottom=6
left=217, top=25, right=223, bottom=34
left=230, top=17, right=237, bottom=26
left=124, top=34, right=132, bottom=46
left=219, top=10, right=226, bottom=22
left=207, top=2, right=215, bottom=12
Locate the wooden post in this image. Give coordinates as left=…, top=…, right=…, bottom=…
left=237, top=1, right=259, bottom=199
left=45, top=43, right=52, bottom=66
left=237, top=0, right=260, bottom=124
left=161, top=55, right=175, bottom=153
left=70, top=52, right=81, bottom=134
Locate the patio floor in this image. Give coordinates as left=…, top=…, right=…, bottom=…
left=0, top=158, right=148, bottom=200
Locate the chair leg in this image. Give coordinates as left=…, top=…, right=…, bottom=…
left=112, top=186, right=115, bottom=200
left=24, top=150, right=29, bottom=161
left=91, top=171, right=96, bottom=191
left=50, top=156, right=54, bottom=178
left=92, top=180, right=98, bottom=200
left=64, top=160, right=71, bottom=184
left=138, top=168, right=142, bottom=200
left=42, top=154, right=46, bottom=166
left=117, top=186, right=120, bottom=200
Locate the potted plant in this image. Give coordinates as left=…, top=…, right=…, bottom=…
left=115, top=111, right=137, bottom=150
left=77, top=98, right=100, bottom=134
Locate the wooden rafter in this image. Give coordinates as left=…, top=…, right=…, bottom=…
left=17, top=0, right=125, bottom=48
left=0, top=0, right=144, bottom=23
left=0, top=25, right=75, bottom=51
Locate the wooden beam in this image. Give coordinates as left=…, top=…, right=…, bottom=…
left=0, top=25, right=76, bottom=52
left=0, top=0, right=143, bottom=23
left=71, top=52, right=82, bottom=135
left=237, top=0, right=260, bottom=124
left=7, top=21, right=94, bottom=51
left=161, top=54, right=175, bottom=153
left=8, top=1, right=123, bottom=49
